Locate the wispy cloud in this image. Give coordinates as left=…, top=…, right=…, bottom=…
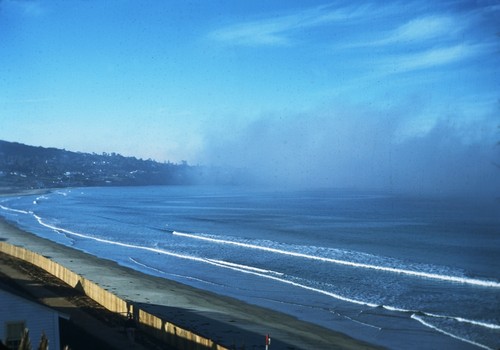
left=208, top=4, right=365, bottom=46
left=387, top=43, right=483, bottom=73
left=4, top=0, right=45, bottom=17
left=350, top=10, right=492, bottom=76
left=375, top=15, right=458, bottom=45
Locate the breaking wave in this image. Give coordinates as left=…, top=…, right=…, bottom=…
left=172, top=231, right=500, bottom=288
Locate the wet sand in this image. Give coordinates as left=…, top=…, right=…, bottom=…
left=0, top=214, right=383, bottom=350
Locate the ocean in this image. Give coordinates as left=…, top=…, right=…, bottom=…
left=1, top=186, right=499, bottom=349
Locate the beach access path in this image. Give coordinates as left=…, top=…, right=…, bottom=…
left=0, top=216, right=383, bottom=350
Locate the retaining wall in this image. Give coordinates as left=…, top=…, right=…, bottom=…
left=0, top=242, right=228, bottom=350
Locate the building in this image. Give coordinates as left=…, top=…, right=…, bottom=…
left=0, top=288, right=65, bottom=350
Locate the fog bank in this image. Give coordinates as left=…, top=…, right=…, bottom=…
left=198, top=103, right=500, bottom=196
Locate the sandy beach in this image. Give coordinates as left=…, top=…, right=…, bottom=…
left=0, top=214, right=383, bottom=350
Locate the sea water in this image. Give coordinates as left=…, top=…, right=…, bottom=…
left=1, top=186, right=499, bottom=349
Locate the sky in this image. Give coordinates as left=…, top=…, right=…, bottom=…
left=1, top=0, right=499, bottom=195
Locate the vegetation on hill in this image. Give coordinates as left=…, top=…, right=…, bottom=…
left=0, top=140, right=236, bottom=189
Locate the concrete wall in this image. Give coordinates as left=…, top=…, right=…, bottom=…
left=0, top=242, right=228, bottom=350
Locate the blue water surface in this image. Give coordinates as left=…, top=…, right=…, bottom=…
left=1, top=186, right=499, bottom=350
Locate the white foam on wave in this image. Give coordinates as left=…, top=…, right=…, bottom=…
left=172, top=231, right=500, bottom=288
left=128, top=257, right=222, bottom=286
left=129, top=257, right=166, bottom=275
left=381, top=304, right=412, bottom=313
left=32, top=213, right=380, bottom=308
left=341, top=313, right=382, bottom=331
left=0, top=204, right=30, bottom=215
left=425, top=312, right=500, bottom=330
left=201, top=256, right=499, bottom=338
left=207, top=259, right=284, bottom=276
left=411, top=314, right=493, bottom=350
left=33, top=214, right=209, bottom=263
left=19, top=213, right=500, bottom=346
left=380, top=306, right=500, bottom=331
left=203, top=255, right=380, bottom=308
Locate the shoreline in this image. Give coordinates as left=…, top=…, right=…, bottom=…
left=0, top=216, right=383, bottom=350
left=0, top=186, right=53, bottom=196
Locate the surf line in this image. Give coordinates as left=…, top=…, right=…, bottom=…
left=207, top=259, right=284, bottom=276
left=172, top=231, right=500, bottom=288
left=33, top=214, right=211, bottom=263
left=411, top=314, right=493, bottom=350
left=30, top=214, right=500, bottom=335
left=197, top=257, right=500, bottom=334
left=30, top=213, right=376, bottom=305
left=0, top=204, right=30, bottom=215
left=31, top=213, right=378, bottom=308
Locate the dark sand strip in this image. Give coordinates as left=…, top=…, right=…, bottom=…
left=0, top=217, right=384, bottom=350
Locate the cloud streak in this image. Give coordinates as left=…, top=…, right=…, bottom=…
left=391, top=15, right=456, bottom=42
left=2, top=0, right=45, bottom=17
left=383, top=44, right=481, bottom=73
left=208, top=4, right=363, bottom=46
left=370, top=15, right=459, bottom=46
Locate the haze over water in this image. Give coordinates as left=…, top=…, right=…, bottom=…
left=1, top=0, right=499, bottom=198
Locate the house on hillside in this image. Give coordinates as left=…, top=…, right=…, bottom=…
left=0, top=288, right=66, bottom=349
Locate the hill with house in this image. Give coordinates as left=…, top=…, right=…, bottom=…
left=0, top=140, right=238, bottom=190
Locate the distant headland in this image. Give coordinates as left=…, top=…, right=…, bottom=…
left=0, top=140, right=241, bottom=190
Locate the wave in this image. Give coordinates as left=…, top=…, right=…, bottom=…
left=191, top=251, right=500, bottom=334
left=200, top=254, right=381, bottom=308
left=206, top=259, right=284, bottom=276
left=172, top=231, right=500, bottom=288
left=22, top=211, right=382, bottom=309
left=4, top=207, right=498, bottom=349
left=411, top=314, right=493, bottom=350
left=32, top=213, right=209, bottom=262
left=128, top=257, right=223, bottom=287
left=377, top=305, right=500, bottom=332
left=0, top=204, right=30, bottom=215
left=337, top=312, right=382, bottom=331
left=129, top=257, right=166, bottom=275
left=424, top=312, right=500, bottom=331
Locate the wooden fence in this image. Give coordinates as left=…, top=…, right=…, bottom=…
left=0, top=242, right=228, bottom=350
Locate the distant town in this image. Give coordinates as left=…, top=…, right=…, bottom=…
left=0, top=140, right=240, bottom=190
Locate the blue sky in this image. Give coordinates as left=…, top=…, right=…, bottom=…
left=1, top=0, right=499, bottom=194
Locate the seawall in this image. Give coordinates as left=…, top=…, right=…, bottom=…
left=0, top=241, right=228, bottom=350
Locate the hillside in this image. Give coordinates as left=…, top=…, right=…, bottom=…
left=0, top=140, right=217, bottom=190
